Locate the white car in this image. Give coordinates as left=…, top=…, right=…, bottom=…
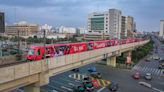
left=144, top=73, right=152, bottom=80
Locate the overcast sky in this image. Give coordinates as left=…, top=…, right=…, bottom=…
left=0, top=0, right=164, bottom=32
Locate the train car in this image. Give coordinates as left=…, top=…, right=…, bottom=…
left=68, top=42, right=88, bottom=54
left=88, top=40, right=107, bottom=50
left=27, top=45, right=45, bottom=61
left=26, top=38, right=143, bottom=61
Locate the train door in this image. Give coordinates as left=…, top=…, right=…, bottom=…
left=35, top=47, right=44, bottom=60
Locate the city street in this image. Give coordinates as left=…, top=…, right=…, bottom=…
left=41, top=36, right=164, bottom=92
left=41, top=63, right=156, bottom=92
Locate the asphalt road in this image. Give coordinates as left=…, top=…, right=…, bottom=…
left=41, top=62, right=157, bottom=92
left=131, top=35, right=164, bottom=91
left=41, top=35, right=164, bottom=92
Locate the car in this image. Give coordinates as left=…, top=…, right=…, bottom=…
left=133, top=72, right=140, bottom=79
left=158, top=63, right=164, bottom=69
left=91, top=79, right=99, bottom=88
left=145, top=58, right=151, bottom=62
left=108, top=82, right=119, bottom=91
left=90, top=72, right=102, bottom=79
left=83, top=81, right=94, bottom=92
left=88, top=67, right=97, bottom=73
left=153, top=55, right=160, bottom=60
left=159, top=60, right=164, bottom=63
left=144, top=73, right=152, bottom=80
left=71, top=68, right=79, bottom=72
left=73, top=85, right=85, bottom=92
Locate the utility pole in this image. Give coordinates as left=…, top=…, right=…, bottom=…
left=43, top=29, right=46, bottom=59
left=17, top=30, right=20, bottom=55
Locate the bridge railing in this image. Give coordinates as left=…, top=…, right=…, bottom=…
left=0, top=40, right=149, bottom=84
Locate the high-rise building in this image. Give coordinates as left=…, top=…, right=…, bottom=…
left=159, top=20, right=164, bottom=37
left=88, top=9, right=122, bottom=39
left=0, top=12, right=5, bottom=33
left=109, top=9, right=122, bottom=39
left=121, top=16, right=127, bottom=38
left=88, top=12, right=107, bottom=33
left=127, top=16, right=134, bottom=37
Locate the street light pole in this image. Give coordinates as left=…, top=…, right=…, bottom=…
left=17, top=30, right=20, bottom=55
left=43, top=29, right=46, bottom=59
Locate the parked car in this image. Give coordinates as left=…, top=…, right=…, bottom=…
left=73, top=85, right=85, bottom=92
left=158, top=63, right=164, bottom=69
left=71, top=68, right=79, bottom=72
left=90, top=72, right=102, bottom=79
left=83, top=82, right=94, bottom=91
left=133, top=72, right=140, bottom=79
left=88, top=67, right=97, bottom=73
left=108, top=82, right=119, bottom=91
left=144, top=73, right=152, bottom=80
left=145, top=58, right=151, bottom=62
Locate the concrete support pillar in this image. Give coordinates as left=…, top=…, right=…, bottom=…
left=123, top=51, right=132, bottom=64
left=106, top=56, right=116, bottom=67
left=24, top=83, right=40, bottom=92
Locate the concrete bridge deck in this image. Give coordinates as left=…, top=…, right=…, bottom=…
left=0, top=40, right=149, bottom=92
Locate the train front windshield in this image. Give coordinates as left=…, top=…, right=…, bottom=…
left=28, top=49, right=34, bottom=55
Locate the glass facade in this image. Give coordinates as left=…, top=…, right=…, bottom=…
left=91, top=17, right=104, bottom=30
left=0, top=12, right=5, bottom=33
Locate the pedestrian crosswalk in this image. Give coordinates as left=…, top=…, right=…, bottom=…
left=132, top=65, right=163, bottom=76
left=69, top=73, right=110, bottom=87
left=69, top=73, right=88, bottom=80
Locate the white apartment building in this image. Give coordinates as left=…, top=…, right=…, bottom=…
left=108, top=9, right=122, bottom=39
left=88, top=9, right=122, bottom=39
left=159, top=20, right=164, bottom=37
left=59, top=26, right=76, bottom=34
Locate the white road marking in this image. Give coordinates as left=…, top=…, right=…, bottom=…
left=97, top=87, right=105, bottom=92
left=68, top=83, right=75, bottom=86
left=152, top=87, right=164, bottom=92
left=52, top=90, right=58, bottom=92
left=61, top=86, right=73, bottom=91
left=156, top=70, right=161, bottom=75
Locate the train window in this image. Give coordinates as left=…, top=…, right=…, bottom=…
left=28, top=49, right=34, bottom=55
left=37, top=49, right=41, bottom=56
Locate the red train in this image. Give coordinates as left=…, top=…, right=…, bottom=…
left=27, top=38, right=143, bottom=61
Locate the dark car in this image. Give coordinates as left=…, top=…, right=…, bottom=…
left=90, top=72, right=102, bottom=79
left=71, top=68, right=79, bottom=72
left=83, top=81, right=94, bottom=92
left=73, top=85, right=85, bottom=92
left=88, top=67, right=97, bottom=73
left=108, top=82, right=119, bottom=91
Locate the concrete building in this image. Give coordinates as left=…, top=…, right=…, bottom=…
left=0, top=12, right=5, bottom=33
left=5, top=21, right=39, bottom=38
left=59, top=26, right=76, bottom=34
left=88, top=9, right=122, bottom=39
left=127, top=16, right=134, bottom=37
left=121, top=16, right=127, bottom=38
left=40, top=24, right=53, bottom=35
left=109, top=9, right=122, bottom=39
left=159, top=20, right=164, bottom=37
left=88, top=12, right=107, bottom=33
